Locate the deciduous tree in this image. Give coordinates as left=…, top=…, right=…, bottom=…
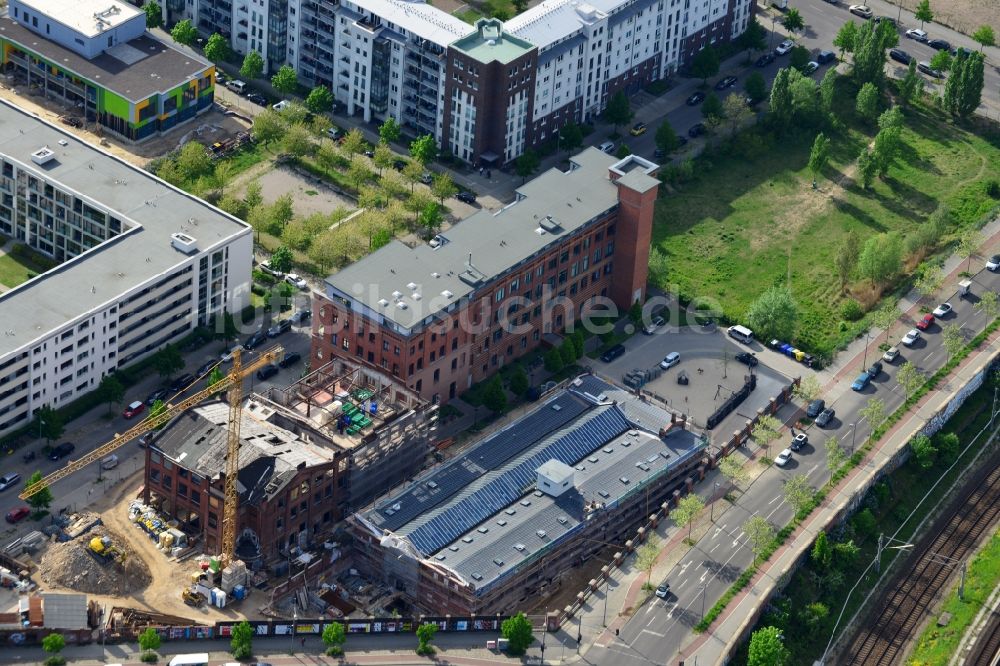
left=782, top=8, right=804, bottom=33
left=898, top=59, right=922, bottom=107
left=943, top=51, right=985, bottom=117
left=515, top=149, right=540, bottom=183
left=808, top=132, right=830, bottom=182
left=958, top=227, right=982, bottom=272
left=940, top=323, right=966, bottom=359
left=736, top=18, right=767, bottom=58
left=322, top=622, right=346, bottom=656
left=674, top=494, right=705, bottom=541
left=790, top=45, right=811, bottom=73
left=745, top=286, right=797, bottom=342
left=971, top=25, right=996, bottom=51
left=482, top=376, right=507, bottom=413
left=748, top=626, right=788, bottom=666
left=825, top=437, right=848, bottom=472
left=744, top=516, right=776, bottom=564
left=857, top=233, right=902, bottom=289
left=812, top=531, right=833, bottom=571
left=305, top=85, right=334, bottom=113
left=152, top=344, right=184, bottom=379
left=833, top=20, right=859, bottom=59
left=379, top=117, right=402, bottom=144
left=751, top=413, right=782, bottom=459
left=559, top=122, right=583, bottom=154
left=702, top=92, right=724, bottom=122
left=783, top=474, right=814, bottom=514
left=282, top=123, right=313, bottom=158
left=409, top=134, right=438, bottom=165
left=240, top=50, right=265, bottom=80
left=230, top=620, right=253, bottom=659
left=794, top=375, right=822, bottom=403
left=501, top=613, right=534, bottom=655
left=914, top=0, right=933, bottom=29
left=745, top=71, right=767, bottom=104
left=856, top=81, right=879, bottom=121
left=769, top=67, right=794, bottom=128
left=170, top=19, right=197, bottom=46
left=25, top=471, right=53, bottom=511
left=655, top=120, right=679, bottom=154
left=896, top=361, right=924, bottom=401
left=636, top=534, right=661, bottom=586
left=819, top=68, right=838, bottom=113
left=718, top=456, right=749, bottom=493
left=271, top=65, right=299, bottom=94
left=722, top=93, right=752, bottom=136
left=250, top=109, right=286, bottom=145
left=143, top=1, right=163, bottom=29
left=603, top=90, right=634, bottom=131
left=342, top=128, right=365, bottom=162
left=835, top=230, right=861, bottom=289
left=138, top=627, right=162, bottom=657
left=415, top=622, right=437, bottom=655
left=910, top=433, right=937, bottom=468
left=431, top=172, right=458, bottom=205
left=691, top=46, right=720, bottom=84
left=859, top=397, right=887, bottom=446
left=204, top=33, right=230, bottom=62
left=97, top=375, right=125, bottom=415
left=975, top=289, right=999, bottom=322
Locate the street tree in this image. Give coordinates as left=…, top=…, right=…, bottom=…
left=379, top=117, right=402, bottom=144
left=783, top=474, right=814, bottom=515
left=751, top=413, right=782, bottom=459
left=403, top=160, right=425, bottom=193
left=910, top=433, right=937, bottom=468
left=722, top=93, right=752, bottom=136
left=691, top=46, right=720, bottom=84
left=835, top=230, right=861, bottom=290
left=604, top=90, right=634, bottom=132
left=790, top=45, right=811, bottom=73
left=857, top=233, right=903, bottom=289
left=825, top=437, right=848, bottom=472
left=859, top=397, right=887, bottom=446
left=508, top=365, right=529, bottom=396
left=269, top=245, right=294, bottom=273
left=833, top=20, right=859, bottom=59
left=872, top=304, right=899, bottom=343
left=371, top=142, right=394, bottom=176
left=808, top=132, right=830, bottom=183
left=914, top=263, right=944, bottom=301
left=745, top=286, right=798, bottom=342
left=206, top=366, right=225, bottom=391
left=794, top=375, right=823, bottom=404
left=702, top=92, right=724, bottom=122
left=745, top=71, right=768, bottom=104
left=898, top=59, right=922, bottom=107
left=152, top=344, right=184, bottom=379
left=409, top=134, right=438, bottom=165
left=515, top=149, right=541, bottom=183
left=559, top=122, right=584, bottom=154
left=914, top=0, right=933, bottom=29
left=170, top=19, right=197, bottom=46
left=674, top=494, right=705, bottom=541
left=930, top=50, right=953, bottom=75
left=203, top=33, right=230, bottom=62
left=138, top=627, right=162, bottom=657
left=852, top=20, right=898, bottom=88
left=896, top=361, right=925, bottom=401
left=42, top=633, right=65, bottom=664
left=636, top=535, right=661, bottom=587
left=240, top=50, right=265, bottom=80
left=782, top=8, right=804, bottom=33
left=769, top=67, right=794, bottom=128
left=975, top=289, right=999, bottom=322
left=482, top=376, right=507, bottom=414
left=944, top=51, right=985, bottom=117
left=655, top=120, right=679, bottom=154
left=282, top=123, right=313, bottom=158
left=230, top=620, right=253, bottom=659
left=418, top=201, right=443, bottom=236
left=322, top=622, right=346, bottom=656
left=415, top=622, right=438, bottom=655
left=736, top=18, right=767, bottom=59
left=97, top=375, right=125, bottom=415
left=431, top=172, right=458, bottom=205
left=250, top=108, right=286, bottom=146
left=501, top=613, right=535, bottom=655
left=342, top=128, right=366, bottom=161
left=305, top=85, right=334, bottom=113
left=748, top=626, right=789, bottom=666
left=143, top=1, right=162, bottom=29
left=971, top=25, right=996, bottom=51
left=271, top=65, right=298, bottom=94
left=958, top=227, right=982, bottom=272
left=856, top=82, right=879, bottom=122
left=941, top=323, right=966, bottom=359
left=744, top=516, right=776, bottom=565
left=718, top=456, right=750, bottom=493
left=24, top=471, right=53, bottom=512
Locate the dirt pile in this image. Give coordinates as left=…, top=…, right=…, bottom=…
left=39, top=526, right=152, bottom=596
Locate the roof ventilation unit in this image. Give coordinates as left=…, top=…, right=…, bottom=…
left=30, top=146, right=56, bottom=166
left=170, top=232, right=198, bottom=254
left=406, top=282, right=418, bottom=290
left=536, top=459, right=574, bottom=497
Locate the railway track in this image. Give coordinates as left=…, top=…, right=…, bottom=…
left=968, top=606, right=1000, bottom=666
left=844, top=451, right=1000, bottom=665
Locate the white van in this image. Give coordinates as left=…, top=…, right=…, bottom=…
left=167, top=654, right=209, bottom=666
left=225, top=80, right=247, bottom=94
left=727, top=325, right=754, bottom=344
left=598, top=141, right=615, bottom=154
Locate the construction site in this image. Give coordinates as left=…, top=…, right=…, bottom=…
left=0, top=356, right=439, bottom=641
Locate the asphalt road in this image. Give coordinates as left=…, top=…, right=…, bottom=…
left=588, top=261, right=1000, bottom=666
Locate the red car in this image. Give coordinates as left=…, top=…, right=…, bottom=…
left=5, top=506, right=30, bottom=523
left=122, top=400, right=146, bottom=419
left=915, top=313, right=935, bottom=330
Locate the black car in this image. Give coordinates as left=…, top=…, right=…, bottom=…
left=715, top=76, right=737, bottom=90
left=735, top=352, right=759, bottom=367
left=815, top=408, right=836, bottom=428
left=49, top=442, right=76, bottom=461
left=868, top=361, right=883, bottom=377
left=267, top=319, right=292, bottom=338
left=456, top=191, right=476, bottom=204
left=889, top=48, right=911, bottom=65
left=686, top=91, right=706, bottom=106
left=256, top=364, right=279, bottom=381
left=246, top=92, right=268, bottom=106
left=927, top=38, right=951, bottom=51
left=279, top=351, right=302, bottom=368
left=392, top=159, right=408, bottom=171
left=169, top=373, right=196, bottom=393
left=145, top=387, right=169, bottom=406
left=244, top=330, right=267, bottom=350
left=806, top=399, right=825, bottom=418
left=688, top=123, right=706, bottom=138
left=600, top=344, right=626, bottom=362
left=952, top=46, right=974, bottom=58
left=196, top=360, right=216, bottom=378
left=873, top=16, right=895, bottom=26
left=755, top=53, right=776, bottom=68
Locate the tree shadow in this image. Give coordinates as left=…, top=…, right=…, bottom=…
left=701, top=559, right=742, bottom=583
left=830, top=196, right=887, bottom=232
left=882, top=176, right=939, bottom=218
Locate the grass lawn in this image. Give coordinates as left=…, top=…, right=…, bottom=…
left=454, top=7, right=484, bottom=22
left=0, top=246, right=56, bottom=288
left=652, top=93, right=1000, bottom=359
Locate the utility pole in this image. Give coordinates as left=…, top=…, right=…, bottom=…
left=710, top=482, right=720, bottom=522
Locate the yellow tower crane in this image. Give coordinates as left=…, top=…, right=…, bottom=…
left=19, top=346, right=282, bottom=567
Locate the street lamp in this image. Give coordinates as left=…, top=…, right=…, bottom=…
left=291, top=604, right=297, bottom=653
left=847, top=423, right=858, bottom=453
left=710, top=482, right=721, bottom=522
left=862, top=331, right=872, bottom=368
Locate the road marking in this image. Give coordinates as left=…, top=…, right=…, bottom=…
left=714, top=526, right=724, bottom=538
left=768, top=495, right=780, bottom=505
left=710, top=543, right=720, bottom=553
left=679, top=561, right=692, bottom=575
left=699, top=570, right=708, bottom=583
left=766, top=504, right=784, bottom=521
left=808, top=464, right=819, bottom=475
left=645, top=603, right=656, bottom=616
left=924, top=351, right=935, bottom=361
left=676, top=577, right=688, bottom=588
left=641, top=629, right=666, bottom=638
left=720, top=523, right=728, bottom=531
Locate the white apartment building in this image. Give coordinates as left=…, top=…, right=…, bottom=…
left=0, top=100, right=252, bottom=438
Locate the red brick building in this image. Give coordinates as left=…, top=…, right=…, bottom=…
left=311, top=149, right=659, bottom=404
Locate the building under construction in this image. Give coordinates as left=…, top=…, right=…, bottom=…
left=143, top=359, right=434, bottom=567
left=351, top=374, right=709, bottom=615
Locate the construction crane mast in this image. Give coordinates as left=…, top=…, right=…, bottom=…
left=20, top=346, right=281, bottom=567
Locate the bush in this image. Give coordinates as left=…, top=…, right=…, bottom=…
left=43, top=658, right=66, bottom=666
left=986, top=179, right=1000, bottom=198
left=325, top=646, right=343, bottom=656
left=140, top=653, right=159, bottom=663
left=840, top=299, right=864, bottom=321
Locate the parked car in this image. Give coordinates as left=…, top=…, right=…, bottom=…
left=326, top=127, right=343, bottom=141
left=655, top=583, right=671, bottom=598
left=601, top=344, right=626, bottom=362
left=915, top=313, right=935, bottom=330
left=643, top=316, right=666, bottom=334
left=868, top=361, right=884, bottom=377
left=927, top=38, right=951, bottom=51
left=285, top=273, right=308, bottom=289
left=5, top=506, right=30, bottom=523
left=660, top=352, right=681, bottom=370
left=246, top=92, right=268, bottom=106
left=905, top=28, right=928, bottom=42
left=917, top=61, right=944, bottom=78
left=420, top=171, right=433, bottom=184
left=817, top=50, right=836, bottom=64
left=806, top=399, right=825, bottom=418
left=952, top=46, right=974, bottom=58
left=49, top=442, right=76, bottom=461
left=196, top=360, right=217, bottom=377
left=873, top=15, right=896, bottom=26
left=775, top=40, right=795, bottom=56
left=122, top=400, right=146, bottom=419
left=267, top=319, right=292, bottom=337
left=272, top=100, right=291, bottom=111
left=851, top=371, right=872, bottom=391
left=456, top=191, right=477, bottom=204
left=629, top=122, right=648, bottom=136
left=0, top=472, right=21, bottom=492
left=244, top=330, right=268, bottom=350
left=145, top=387, right=169, bottom=406
left=291, top=309, right=312, bottom=325
left=686, top=91, right=706, bottom=106
left=688, top=123, right=706, bottom=138
left=775, top=449, right=793, bottom=467
left=258, top=261, right=284, bottom=279
left=889, top=48, right=912, bottom=65
left=221, top=344, right=243, bottom=362
left=987, top=254, right=1000, bottom=271
left=256, top=364, right=279, bottom=381
left=715, top=76, right=738, bottom=90
left=755, top=53, right=776, bottom=67
left=393, top=159, right=408, bottom=171
left=736, top=352, right=759, bottom=367
left=802, top=61, right=820, bottom=75
left=169, top=373, right=196, bottom=393
left=883, top=346, right=900, bottom=363
left=932, top=302, right=953, bottom=317
left=790, top=433, right=808, bottom=451
left=815, top=408, right=836, bottom=428
left=849, top=4, right=873, bottom=18
left=279, top=351, right=302, bottom=368
left=901, top=329, right=921, bottom=346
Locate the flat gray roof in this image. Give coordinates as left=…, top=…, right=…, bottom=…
left=18, top=0, right=143, bottom=38
left=0, top=100, right=250, bottom=358
left=0, top=18, right=211, bottom=102
left=326, top=148, right=651, bottom=332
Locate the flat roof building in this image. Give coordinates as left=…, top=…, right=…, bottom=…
left=0, top=99, right=250, bottom=438
left=0, top=0, right=215, bottom=141
left=352, top=374, right=709, bottom=614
